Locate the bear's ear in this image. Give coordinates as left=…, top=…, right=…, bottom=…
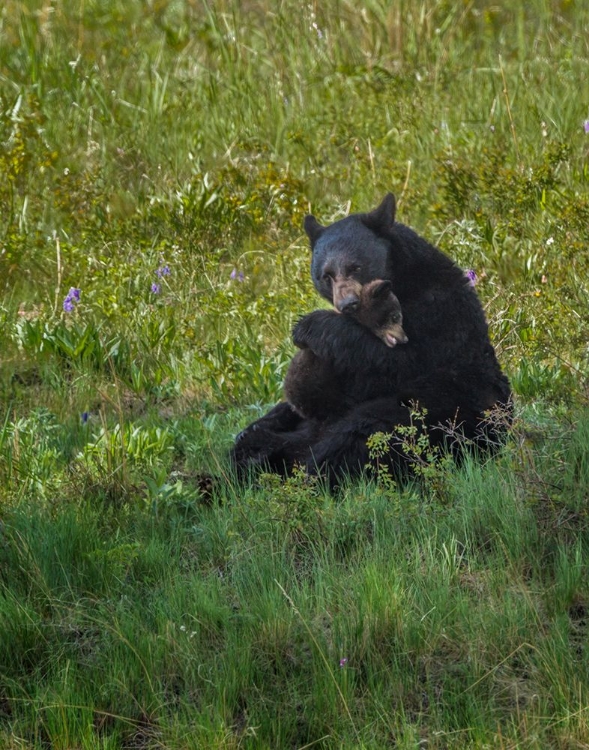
left=363, top=193, right=396, bottom=235
left=304, top=215, right=325, bottom=245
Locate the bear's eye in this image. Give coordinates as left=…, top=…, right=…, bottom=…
left=322, top=273, right=332, bottom=284
left=349, top=265, right=361, bottom=275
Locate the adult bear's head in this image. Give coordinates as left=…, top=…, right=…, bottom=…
left=304, top=193, right=396, bottom=313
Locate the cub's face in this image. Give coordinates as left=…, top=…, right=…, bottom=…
left=305, top=216, right=390, bottom=313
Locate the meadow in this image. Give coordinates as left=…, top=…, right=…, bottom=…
left=1, top=0, right=589, bottom=747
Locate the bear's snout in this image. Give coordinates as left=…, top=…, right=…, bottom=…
left=338, top=295, right=360, bottom=314
left=332, top=278, right=363, bottom=313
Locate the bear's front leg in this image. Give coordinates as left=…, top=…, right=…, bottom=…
left=292, top=310, right=346, bottom=358
left=293, top=309, right=391, bottom=373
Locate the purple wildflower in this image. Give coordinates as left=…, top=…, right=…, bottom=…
left=339, top=657, right=348, bottom=668
left=81, top=412, right=89, bottom=424
left=151, top=283, right=161, bottom=294
left=465, top=269, right=477, bottom=287
left=156, top=265, right=171, bottom=277
left=584, top=120, right=589, bottom=134
left=63, top=287, right=81, bottom=312
left=230, top=268, right=245, bottom=282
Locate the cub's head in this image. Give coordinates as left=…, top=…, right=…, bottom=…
left=304, top=194, right=397, bottom=313
left=355, top=279, right=408, bottom=348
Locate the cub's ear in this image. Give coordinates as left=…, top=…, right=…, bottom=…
left=367, top=279, right=394, bottom=299
left=362, top=193, right=396, bottom=235
left=304, top=215, right=325, bottom=245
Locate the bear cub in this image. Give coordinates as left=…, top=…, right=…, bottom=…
left=283, top=279, right=408, bottom=423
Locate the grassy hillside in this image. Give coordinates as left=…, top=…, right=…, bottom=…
left=1, top=1, right=589, bottom=747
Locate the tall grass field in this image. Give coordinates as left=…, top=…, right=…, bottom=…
left=1, top=1, right=589, bottom=747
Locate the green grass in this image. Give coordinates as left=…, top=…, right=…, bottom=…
left=1, top=0, right=589, bottom=746
left=2, top=430, right=589, bottom=747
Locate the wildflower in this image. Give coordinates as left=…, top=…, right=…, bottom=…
left=156, top=265, right=171, bottom=277
left=339, top=657, right=348, bottom=668
left=311, top=21, right=323, bottom=39
left=230, top=268, right=245, bottom=282
left=63, top=287, right=81, bottom=312
left=81, top=412, right=89, bottom=424
left=151, top=283, right=161, bottom=294
left=584, top=120, right=589, bottom=134
left=465, top=269, right=477, bottom=287
left=541, top=275, right=547, bottom=284
left=546, top=237, right=554, bottom=246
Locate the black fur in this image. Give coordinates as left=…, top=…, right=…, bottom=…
left=230, top=194, right=512, bottom=486
left=284, top=280, right=406, bottom=422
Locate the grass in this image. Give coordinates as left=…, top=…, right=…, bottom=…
left=2, top=433, right=589, bottom=747
left=1, top=0, right=589, bottom=746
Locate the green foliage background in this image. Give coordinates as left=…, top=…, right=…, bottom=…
left=1, top=1, right=589, bottom=747
left=2, top=0, right=589, bottom=411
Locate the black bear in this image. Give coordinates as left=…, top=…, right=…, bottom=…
left=230, top=193, right=512, bottom=485
left=284, top=279, right=407, bottom=422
